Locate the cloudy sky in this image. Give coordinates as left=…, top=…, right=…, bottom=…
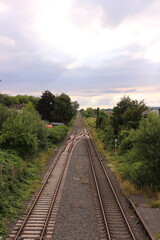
left=0, top=0, right=160, bottom=108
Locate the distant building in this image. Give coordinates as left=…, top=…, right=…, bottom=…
left=105, top=110, right=113, bottom=115
left=50, top=122, right=64, bottom=126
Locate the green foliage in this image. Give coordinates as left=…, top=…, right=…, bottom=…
left=0, top=108, right=48, bottom=159
left=112, top=96, right=148, bottom=130
left=112, top=96, right=132, bottom=128
left=37, top=91, right=77, bottom=124
left=103, top=126, right=115, bottom=150
left=119, top=113, right=160, bottom=190
left=119, top=129, right=134, bottom=154
left=0, top=150, right=25, bottom=234
left=71, top=101, right=79, bottom=116
left=155, top=232, right=160, bottom=240
left=0, top=147, right=54, bottom=236
left=0, top=104, right=11, bottom=129
left=53, top=93, right=73, bottom=123
left=0, top=93, right=71, bottom=236
left=47, top=125, right=68, bottom=144
left=82, top=107, right=97, bottom=118
left=37, top=90, right=56, bottom=122
left=98, top=111, right=109, bottom=129
left=0, top=94, right=39, bottom=107
left=96, top=107, right=100, bottom=128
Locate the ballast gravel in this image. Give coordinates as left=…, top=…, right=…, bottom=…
left=52, top=131, right=150, bottom=240
left=52, top=138, right=100, bottom=240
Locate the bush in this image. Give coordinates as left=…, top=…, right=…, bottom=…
left=0, top=148, right=49, bottom=236
left=0, top=108, right=48, bottom=159
left=0, top=104, right=12, bottom=130
left=119, top=113, right=160, bottom=190
left=47, top=125, right=68, bottom=144
left=119, top=129, right=134, bottom=154
left=0, top=150, right=25, bottom=233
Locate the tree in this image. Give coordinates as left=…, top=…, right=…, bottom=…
left=0, top=94, right=39, bottom=107
left=37, top=90, right=55, bottom=122
left=112, top=96, right=148, bottom=129
left=53, top=93, right=73, bottom=123
left=71, top=101, right=79, bottom=116
left=122, top=99, right=148, bottom=129
left=112, top=96, right=132, bottom=128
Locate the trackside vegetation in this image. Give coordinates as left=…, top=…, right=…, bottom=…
left=0, top=92, right=79, bottom=237
left=82, top=96, right=160, bottom=193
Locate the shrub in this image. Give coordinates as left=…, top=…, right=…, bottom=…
left=0, top=108, right=48, bottom=159
left=47, top=125, right=68, bottom=144
left=119, top=113, right=160, bottom=190
left=0, top=104, right=12, bottom=130
left=0, top=151, right=25, bottom=227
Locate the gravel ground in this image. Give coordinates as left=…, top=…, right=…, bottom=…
left=52, top=138, right=100, bottom=240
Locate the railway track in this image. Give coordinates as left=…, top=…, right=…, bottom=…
left=8, top=126, right=85, bottom=240
left=85, top=131, right=137, bottom=240
left=6, top=112, right=149, bottom=240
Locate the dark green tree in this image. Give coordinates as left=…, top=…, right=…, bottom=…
left=53, top=93, right=73, bottom=123
left=122, top=99, right=148, bottom=129
left=112, top=96, right=132, bottom=128
left=112, top=96, right=148, bottom=129
left=37, top=90, right=55, bottom=122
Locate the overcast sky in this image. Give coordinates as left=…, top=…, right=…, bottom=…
left=0, top=0, right=160, bottom=108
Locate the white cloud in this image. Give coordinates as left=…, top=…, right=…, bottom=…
left=0, top=0, right=160, bottom=109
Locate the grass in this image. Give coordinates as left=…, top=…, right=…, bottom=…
left=149, top=192, right=160, bottom=208
left=155, top=232, right=160, bottom=240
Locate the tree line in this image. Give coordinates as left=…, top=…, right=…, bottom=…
left=82, top=96, right=160, bottom=191
left=0, top=90, right=79, bottom=124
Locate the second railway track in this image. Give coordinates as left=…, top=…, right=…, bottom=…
left=85, top=131, right=137, bottom=240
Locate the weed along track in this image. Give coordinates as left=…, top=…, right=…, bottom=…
left=85, top=131, right=137, bottom=240
left=7, top=121, right=85, bottom=240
